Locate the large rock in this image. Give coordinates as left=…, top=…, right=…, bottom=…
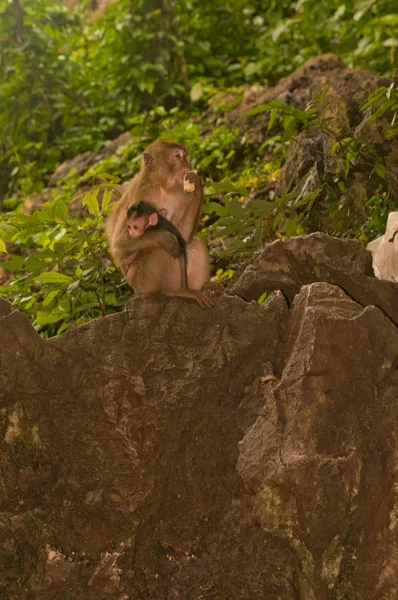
left=2, top=257, right=398, bottom=598
left=229, top=231, right=398, bottom=326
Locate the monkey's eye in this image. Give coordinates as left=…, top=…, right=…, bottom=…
left=133, top=225, right=139, bottom=230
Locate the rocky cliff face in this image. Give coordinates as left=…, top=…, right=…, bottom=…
left=1, top=233, right=398, bottom=599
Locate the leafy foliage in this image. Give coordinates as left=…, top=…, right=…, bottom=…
left=0, top=0, right=397, bottom=334
left=1, top=0, right=396, bottom=198
left=0, top=178, right=125, bottom=336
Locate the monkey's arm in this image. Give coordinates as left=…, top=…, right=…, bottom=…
left=114, top=228, right=181, bottom=259
left=183, top=171, right=204, bottom=242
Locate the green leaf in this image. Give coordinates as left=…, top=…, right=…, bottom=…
left=0, top=223, right=18, bottom=238
left=226, top=197, right=244, bottom=218
left=73, top=302, right=98, bottom=314
left=101, top=188, right=112, bottom=214
left=36, top=309, right=66, bottom=325
left=36, top=272, right=74, bottom=284
left=360, top=86, right=387, bottom=111
left=52, top=202, right=68, bottom=222
left=282, top=115, right=297, bottom=139
left=0, top=255, right=25, bottom=271
left=83, top=189, right=100, bottom=217
left=214, top=220, right=243, bottom=237
left=202, top=202, right=228, bottom=217
left=375, top=161, right=386, bottom=179
left=267, top=108, right=279, bottom=133
left=0, top=239, right=6, bottom=253
left=97, top=173, right=121, bottom=183
left=249, top=199, right=275, bottom=216
left=210, top=181, right=247, bottom=195
left=57, top=322, right=71, bottom=335
left=284, top=218, right=299, bottom=236
left=244, top=100, right=286, bottom=117
left=43, top=290, right=60, bottom=307
left=24, top=257, right=49, bottom=271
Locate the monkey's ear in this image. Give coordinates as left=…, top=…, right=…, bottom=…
left=143, top=152, right=153, bottom=167
left=148, top=213, right=159, bottom=226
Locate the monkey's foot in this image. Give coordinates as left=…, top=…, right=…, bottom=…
left=190, top=290, right=214, bottom=308
left=165, top=289, right=213, bottom=308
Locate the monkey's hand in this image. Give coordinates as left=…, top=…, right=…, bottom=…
left=183, top=170, right=200, bottom=193
left=121, top=251, right=139, bottom=275
left=159, top=232, right=181, bottom=259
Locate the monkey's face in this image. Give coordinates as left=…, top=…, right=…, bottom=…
left=143, top=141, right=193, bottom=185
left=127, top=211, right=159, bottom=238
left=166, top=147, right=192, bottom=176
left=127, top=213, right=148, bottom=239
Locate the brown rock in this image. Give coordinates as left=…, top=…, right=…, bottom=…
left=0, top=298, right=12, bottom=316
left=2, top=270, right=398, bottom=597
left=228, top=231, right=398, bottom=326
left=49, top=151, right=99, bottom=186
left=99, top=132, right=132, bottom=158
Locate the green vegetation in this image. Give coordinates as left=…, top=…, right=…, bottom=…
left=0, top=0, right=397, bottom=335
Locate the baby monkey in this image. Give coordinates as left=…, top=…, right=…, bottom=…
left=126, top=200, right=188, bottom=288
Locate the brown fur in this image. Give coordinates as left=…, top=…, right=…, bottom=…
left=106, top=140, right=211, bottom=308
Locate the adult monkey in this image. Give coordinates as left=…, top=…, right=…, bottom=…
left=106, top=140, right=211, bottom=308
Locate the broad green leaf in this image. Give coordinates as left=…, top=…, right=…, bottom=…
left=83, top=189, right=100, bottom=217
left=37, top=209, right=54, bottom=222
left=226, top=197, right=244, bottom=218
left=375, top=161, right=386, bottom=179
left=0, top=239, right=6, bottom=253
left=214, top=221, right=243, bottom=237
left=273, top=212, right=284, bottom=230
left=57, top=322, right=71, bottom=335
left=202, top=202, right=228, bottom=217
left=36, top=272, right=73, bottom=284
left=0, top=255, right=25, bottom=271
left=24, top=257, right=49, bottom=271
left=285, top=218, right=299, bottom=236
left=36, top=309, right=66, bottom=325
left=249, top=199, right=275, bottom=217
left=43, top=290, right=60, bottom=307
left=282, top=115, right=297, bottom=139
left=53, top=243, right=67, bottom=255
left=74, top=302, right=98, bottom=313
left=0, top=223, right=18, bottom=238
left=215, top=216, right=237, bottom=226
left=210, top=181, right=247, bottom=195
left=101, top=188, right=112, bottom=214
left=52, top=202, right=68, bottom=222
left=245, top=100, right=286, bottom=117
left=97, top=173, right=121, bottom=183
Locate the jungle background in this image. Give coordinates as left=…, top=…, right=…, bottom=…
left=0, top=0, right=397, bottom=336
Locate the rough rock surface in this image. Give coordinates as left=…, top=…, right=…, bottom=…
left=2, top=233, right=398, bottom=599
left=229, top=231, right=398, bottom=327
